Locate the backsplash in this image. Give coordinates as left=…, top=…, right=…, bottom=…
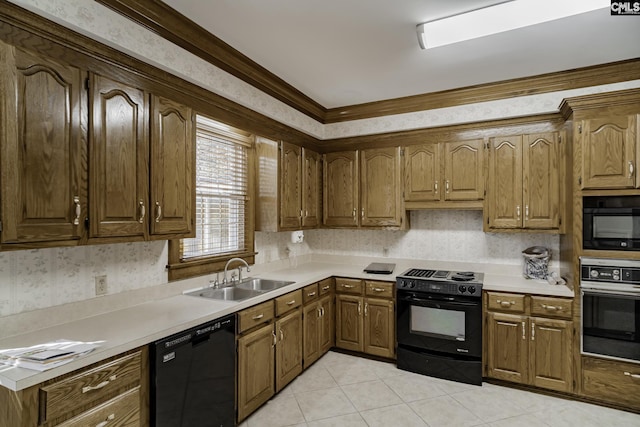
left=0, top=211, right=558, bottom=318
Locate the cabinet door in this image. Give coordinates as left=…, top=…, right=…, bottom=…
left=237, top=324, right=275, bottom=422
left=323, top=151, right=359, bottom=227
left=363, top=298, right=394, bottom=358
left=360, top=147, right=402, bottom=227
left=280, top=142, right=302, bottom=229
left=488, top=136, right=523, bottom=229
left=523, top=133, right=559, bottom=229
left=319, top=294, right=334, bottom=355
left=275, top=309, right=303, bottom=392
left=302, top=148, right=321, bottom=228
left=0, top=44, right=85, bottom=243
left=486, top=312, right=528, bottom=384
left=581, top=115, right=637, bottom=189
left=302, top=302, right=320, bottom=369
left=149, top=95, right=194, bottom=236
left=529, top=317, right=573, bottom=392
left=444, top=140, right=485, bottom=201
left=335, top=294, right=363, bottom=352
left=89, top=74, right=148, bottom=239
left=404, top=144, right=440, bottom=202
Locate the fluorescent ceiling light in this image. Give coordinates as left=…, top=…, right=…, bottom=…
left=417, top=0, right=609, bottom=49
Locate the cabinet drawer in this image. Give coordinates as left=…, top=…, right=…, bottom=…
left=275, top=290, right=302, bottom=316
left=40, top=351, right=141, bottom=422
left=486, top=292, right=526, bottom=313
left=582, top=356, right=640, bottom=409
left=57, top=387, right=140, bottom=427
left=318, top=278, right=334, bottom=295
left=303, top=283, right=319, bottom=304
left=238, top=300, right=274, bottom=334
left=335, top=278, right=363, bottom=295
left=530, top=296, right=572, bottom=319
left=365, top=281, right=394, bottom=298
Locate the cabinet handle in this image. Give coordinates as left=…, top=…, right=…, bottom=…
left=352, top=208, right=356, bottom=218
left=272, top=331, right=277, bottom=347
left=364, top=302, right=368, bottom=316
left=361, top=208, right=364, bottom=219
left=305, top=210, right=309, bottom=217
left=155, top=202, right=162, bottom=222
left=629, top=161, right=635, bottom=179
left=308, top=291, right=316, bottom=297
left=516, top=205, right=521, bottom=220
left=73, top=196, right=81, bottom=225
left=624, top=371, right=640, bottom=379
left=434, top=180, right=438, bottom=194
left=321, top=306, right=325, bottom=316
left=542, top=304, right=560, bottom=312
left=522, top=321, right=526, bottom=340
left=525, top=205, right=529, bottom=221
left=280, top=329, right=284, bottom=341
left=341, top=284, right=355, bottom=289
left=300, top=209, right=303, bottom=219
left=445, top=180, right=450, bottom=193
left=322, top=285, right=330, bottom=291
left=318, top=307, right=322, bottom=318
left=138, top=200, right=146, bottom=223
left=531, top=322, right=535, bottom=341
left=95, top=414, right=116, bottom=427
left=82, top=375, right=116, bottom=393
left=358, top=302, right=362, bottom=316
left=286, top=299, right=296, bottom=306
left=371, top=287, right=386, bottom=292
left=251, top=314, right=264, bottom=320
left=497, top=300, right=515, bottom=307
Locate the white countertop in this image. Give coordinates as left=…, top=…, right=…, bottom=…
left=0, top=256, right=573, bottom=391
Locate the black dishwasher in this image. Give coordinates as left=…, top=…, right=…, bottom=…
left=151, top=314, right=236, bottom=427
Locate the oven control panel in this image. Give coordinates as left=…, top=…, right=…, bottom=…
left=581, top=265, right=640, bottom=284
left=396, top=279, right=480, bottom=296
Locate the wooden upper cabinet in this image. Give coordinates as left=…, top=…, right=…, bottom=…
left=488, top=136, right=523, bottom=229
left=581, top=114, right=638, bottom=189
left=405, top=144, right=440, bottom=202
left=280, top=142, right=302, bottom=229
left=0, top=44, right=85, bottom=244
left=360, top=147, right=402, bottom=227
left=149, top=95, right=194, bottom=237
left=487, top=132, right=561, bottom=231
left=523, top=133, right=559, bottom=229
left=323, top=151, right=359, bottom=227
left=444, top=140, right=485, bottom=201
left=404, top=140, right=484, bottom=206
left=89, top=74, right=148, bottom=239
left=302, top=148, right=321, bottom=228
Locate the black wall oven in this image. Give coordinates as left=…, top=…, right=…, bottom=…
left=580, top=258, right=640, bottom=363
left=396, top=269, right=483, bottom=385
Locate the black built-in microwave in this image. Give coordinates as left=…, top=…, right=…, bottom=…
left=583, top=195, right=640, bottom=251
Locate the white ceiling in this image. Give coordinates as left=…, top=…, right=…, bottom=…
left=162, top=0, right=640, bottom=109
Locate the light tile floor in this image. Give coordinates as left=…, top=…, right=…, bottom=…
left=240, top=351, right=640, bottom=427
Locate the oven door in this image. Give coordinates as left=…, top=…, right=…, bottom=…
left=397, top=292, right=482, bottom=357
left=581, top=287, right=640, bottom=363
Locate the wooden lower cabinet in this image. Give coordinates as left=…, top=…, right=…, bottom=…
left=582, top=356, right=640, bottom=410
left=275, top=309, right=303, bottom=392
left=303, top=293, right=334, bottom=369
left=335, top=279, right=395, bottom=358
left=237, top=323, right=276, bottom=422
left=318, top=295, right=334, bottom=355
left=485, top=292, right=573, bottom=393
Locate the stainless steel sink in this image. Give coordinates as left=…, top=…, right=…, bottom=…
left=185, top=286, right=263, bottom=301
left=236, top=278, right=295, bottom=292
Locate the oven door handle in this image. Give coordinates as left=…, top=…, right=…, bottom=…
left=581, top=288, right=640, bottom=298
left=399, top=294, right=477, bottom=308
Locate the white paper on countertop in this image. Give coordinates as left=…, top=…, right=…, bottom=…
left=0, top=339, right=101, bottom=372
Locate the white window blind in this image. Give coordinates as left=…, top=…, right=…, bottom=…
left=182, top=116, right=252, bottom=259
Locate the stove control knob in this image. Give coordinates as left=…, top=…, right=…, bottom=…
left=458, top=285, right=467, bottom=294
left=590, top=270, right=599, bottom=278
left=468, top=286, right=476, bottom=294
left=409, top=281, right=416, bottom=289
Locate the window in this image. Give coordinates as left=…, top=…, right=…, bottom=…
left=168, top=115, right=255, bottom=280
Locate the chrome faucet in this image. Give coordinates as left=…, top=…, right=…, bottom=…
left=223, top=257, right=250, bottom=284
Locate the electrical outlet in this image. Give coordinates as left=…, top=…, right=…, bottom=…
left=95, top=275, right=108, bottom=296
